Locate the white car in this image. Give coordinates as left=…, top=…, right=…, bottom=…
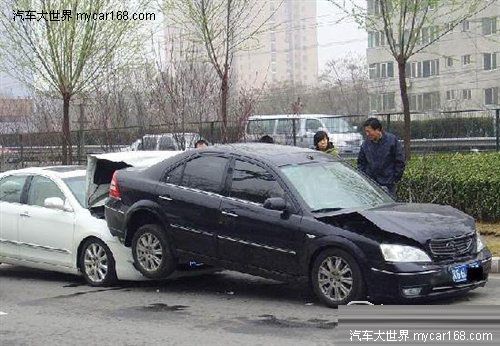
left=0, top=151, right=182, bottom=286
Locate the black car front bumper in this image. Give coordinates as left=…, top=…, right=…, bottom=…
left=366, top=251, right=492, bottom=302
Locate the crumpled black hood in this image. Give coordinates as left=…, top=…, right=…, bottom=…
left=317, top=203, right=475, bottom=243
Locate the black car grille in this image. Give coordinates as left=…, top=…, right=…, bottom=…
left=429, top=234, right=475, bottom=257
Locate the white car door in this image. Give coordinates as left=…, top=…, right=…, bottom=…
left=0, top=175, right=29, bottom=260
left=18, top=175, right=75, bottom=268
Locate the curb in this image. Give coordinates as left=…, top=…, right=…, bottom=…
left=491, top=257, right=500, bottom=273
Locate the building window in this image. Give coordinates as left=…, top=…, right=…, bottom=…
left=446, top=90, right=456, bottom=101
left=382, top=92, right=395, bottom=111
left=446, top=57, right=454, bottom=67
left=369, top=62, right=394, bottom=79
left=461, top=20, right=470, bottom=32
left=368, top=31, right=386, bottom=48
left=462, top=89, right=472, bottom=100
left=422, top=59, right=439, bottom=77
left=482, top=17, right=497, bottom=35
left=411, top=92, right=440, bottom=111
left=369, top=92, right=395, bottom=112
left=444, top=22, right=454, bottom=32
left=485, top=87, right=499, bottom=105
left=483, top=53, right=497, bottom=70
left=462, top=54, right=471, bottom=65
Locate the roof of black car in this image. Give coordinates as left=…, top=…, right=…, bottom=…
left=204, top=143, right=336, bottom=166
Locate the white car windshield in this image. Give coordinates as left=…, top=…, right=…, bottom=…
left=319, top=117, right=357, bottom=134
left=280, top=162, right=393, bottom=212
left=63, top=176, right=86, bottom=207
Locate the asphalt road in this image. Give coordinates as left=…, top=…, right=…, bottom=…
left=1, top=265, right=500, bottom=345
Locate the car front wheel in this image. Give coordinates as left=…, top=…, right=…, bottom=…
left=80, top=238, right=117, bottom=287
left=131, top=224, right=177, bottom=279
left=311, top=248, right=365, bottom=307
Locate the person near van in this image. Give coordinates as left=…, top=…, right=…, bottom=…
left=313, top=131, right=338, bottom=156
left=195, top=139, right=209, bottom=149
left=259, top=135, right=274, bottom=144
left=357, top=118, right=405, bottom=197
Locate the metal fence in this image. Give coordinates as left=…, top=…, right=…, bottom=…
left=1, top=108, right=499, bottom=172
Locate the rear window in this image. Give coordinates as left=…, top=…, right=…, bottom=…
left=63, top=176, right=86, bottom=207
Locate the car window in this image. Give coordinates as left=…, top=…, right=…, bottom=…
left=142, top=136, right=158, bottom=150
left=306, top=119, right=322, bottom=132
left=276, top=119, right=294, bottom=135
left=0, top=175, right=27, bottom=204
left=62, top=176, right=86, bottom=207
left=163, top=164, right=185, bottom=185
left=248, top=119, right=275, bottom=135
left=181, top=156, right=228, bottom=193
left=229, top=160, right=285, bottom=204
left=27, top=176, right=66, bottom=207
left=158, top=136, right=176, bottom=150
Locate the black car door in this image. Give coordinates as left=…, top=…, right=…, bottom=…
left=156, top=154, right=229, bottom=258
left=217, top=158, right=303, bottom=275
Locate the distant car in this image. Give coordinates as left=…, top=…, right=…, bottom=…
left=246, top=114, right=362, bottom=154
left=105, top=143, right=491, bottom=306
left=126, top=133, right=205, bottom=152
left=0, top=151, right=191, bottom=286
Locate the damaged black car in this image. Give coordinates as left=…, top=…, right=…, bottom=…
left=105, top=143, right=492, bottom=307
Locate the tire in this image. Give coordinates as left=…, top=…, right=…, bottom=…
left=311, top=248, right=365, bottom=307
left=131, top=224, right=177, bottom=279
left=79, top=238, right=117, bottom=287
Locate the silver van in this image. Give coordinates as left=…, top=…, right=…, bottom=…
left=246, top=114, right=362, bottom=154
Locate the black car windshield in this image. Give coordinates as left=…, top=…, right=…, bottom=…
left=280, top=162, right=393, bottom=212
left=63, top=176, right=86, bottom=208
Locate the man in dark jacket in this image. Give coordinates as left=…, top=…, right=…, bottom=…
left=357, top=118, right=405, bottom=197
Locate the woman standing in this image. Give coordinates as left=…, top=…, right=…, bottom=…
left=314, top=130, right=338, bottom=156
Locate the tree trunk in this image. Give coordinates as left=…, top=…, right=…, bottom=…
left=62, top=95, right=72, bottom=165
left=220, top=67, right=229, bottom=143
left=397, top=59, right=411, bottom=160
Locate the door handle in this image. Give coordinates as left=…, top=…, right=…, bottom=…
left=159, top=195, right=173, bottom=201
left=221, top=210, right=238, bottom=218
left=19, top=211, right=30, bottom=218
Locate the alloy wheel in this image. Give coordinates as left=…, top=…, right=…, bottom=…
left=136, top=232, right=164, bottom=272
left=317, top=256, right=353, bottom=302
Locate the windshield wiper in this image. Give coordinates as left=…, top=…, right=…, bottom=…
left=311, top=207, right=343, bottom=213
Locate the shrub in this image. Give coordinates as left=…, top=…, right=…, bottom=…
left=398, top=152, right=500, bottom=221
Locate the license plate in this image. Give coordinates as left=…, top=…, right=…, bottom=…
left=451, top=261, right=481, bottom=283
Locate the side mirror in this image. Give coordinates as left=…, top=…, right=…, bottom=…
left=44, top=197, right=72, bottom=212
left=263, top=197, right=287, bottom=211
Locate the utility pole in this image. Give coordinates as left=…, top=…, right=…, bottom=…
left=73, top=100, right=90, bottom=164
left=292, top=97, right=303, bottom=147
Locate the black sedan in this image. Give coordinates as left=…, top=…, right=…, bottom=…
left=104, top=143, right=491, bottom=306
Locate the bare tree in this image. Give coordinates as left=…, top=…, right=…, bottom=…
left=321, top=54, right=370, bottom=114
left=163, top=0, right=279, bottom=143
left=0, top=0, right=151, bottom=163
left=328, top=0, right=493, bottom=159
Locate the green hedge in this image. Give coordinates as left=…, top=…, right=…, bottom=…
left=398, top=152, right=500, bottom=221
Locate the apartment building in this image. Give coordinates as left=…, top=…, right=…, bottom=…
left=366, top=0, right=500, bottom=113
left=165, top=0, right=319, bottom=89
left=233, top=0, right=319, bottom=88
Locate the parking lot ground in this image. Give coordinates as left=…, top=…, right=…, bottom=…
left=1, top=265, right=500, bottom=345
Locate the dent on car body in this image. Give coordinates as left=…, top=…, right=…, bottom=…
left=86, top=151, right=183, bottom=209
left=316, top=203, right=476, bottom=242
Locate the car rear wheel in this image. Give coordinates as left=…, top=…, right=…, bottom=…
left=311, top=248, right=365, bottom=307
left=131, top=224, right=177, bottom=279
left=80, top=238, right=117, bottom=287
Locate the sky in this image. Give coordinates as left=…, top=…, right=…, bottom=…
left=316, top=0, right=367, bottom=72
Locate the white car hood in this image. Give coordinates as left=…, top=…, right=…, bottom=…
left=86, top=151, right=183, bottom=208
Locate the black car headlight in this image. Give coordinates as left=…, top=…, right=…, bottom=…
left=476, top=231, right=485, bottom=252
left=380, top=244, right=432, bottom=263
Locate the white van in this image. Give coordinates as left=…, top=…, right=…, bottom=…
left=246, top=114, right=362, bottom=154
